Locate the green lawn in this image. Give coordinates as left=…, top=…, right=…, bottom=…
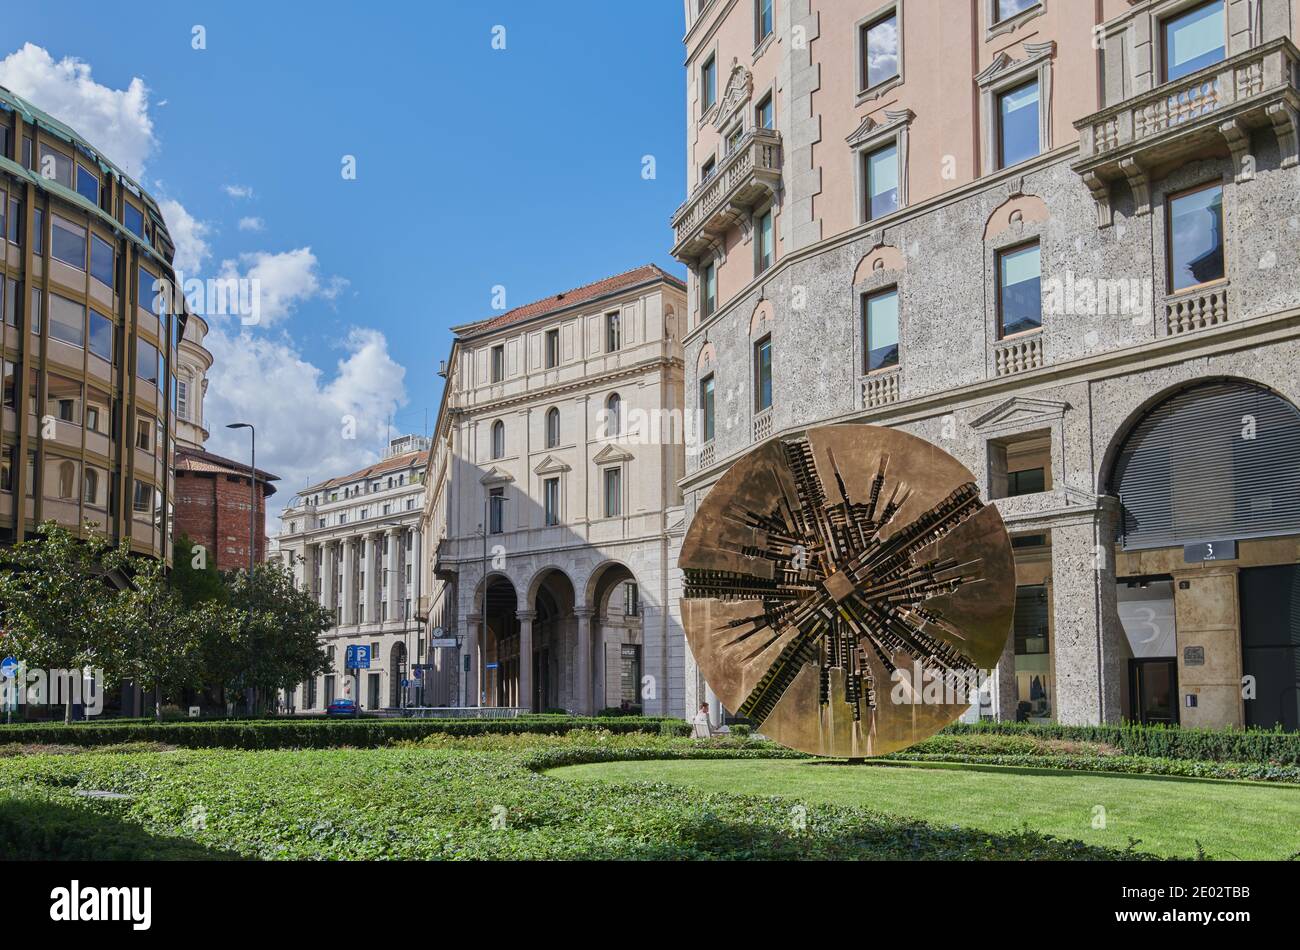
left=0, top=734, right=1153, bottom=860
left=549, top=757, right=1300, bottom=860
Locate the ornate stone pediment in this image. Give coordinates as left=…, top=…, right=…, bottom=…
left=533, top=455, right=571, bottom=476
left=845, top=108, right=914, bottom=147
left=478, top=466, right=515, bottom=486
left=712, top=60, right=753, bottom=130
left=592, top=443, right=635, bottom=465
left=971, top=396, right=1070, bottom=433
left=975, top=40, right=1055, bottom=86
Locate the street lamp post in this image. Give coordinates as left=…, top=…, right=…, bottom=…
left=226, top=422, right=256, bottom=714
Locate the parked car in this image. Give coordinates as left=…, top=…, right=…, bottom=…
left=326, top=698, right=359, bottom=718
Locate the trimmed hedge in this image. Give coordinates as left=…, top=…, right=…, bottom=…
left=943, top=721, right=1300, bottom=765
left=0, top=716, right=683, bottom=750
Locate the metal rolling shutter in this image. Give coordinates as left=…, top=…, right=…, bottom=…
left=1110, top=381, right=1300, bottom=550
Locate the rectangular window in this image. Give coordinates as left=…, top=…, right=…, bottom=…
left=123, top=201, right=145, bottom=239
left=47, top=375, right=82, bottom=426
left=89, top=309, right=113, bottom=363
left=137, top=338, right=159, bottom=387
left=701, top=155, right=716, bottom=183
left=7, top=197, right=19, bottom=245
left=0, top=444, right=11, bottom=492
left=1007, top=467, right=1047, bottom=496
left=2, top=360, right=14, bottom=410
left=700, top=374, right=716, bottom=443
left=76, top=163, right=100, bottom=206
left=624, top=582, right=641, bottom=617
left=606, top=311, right=621, bottom=352
left=1168, top=183, right=1225, bottom=292
left=701, top=55, right=717, bottom=111
left=997, top=242, right=1042, bottom=337
left=86, top=391, right=108, bottom=434
left=136, top=416, right=152, bottom=451
left=3, top=278, right=16, bottom=327
left=864, top=288, right=900, bottom=372
left=1163, top=1, right=1225, bottom=83
left=39, top=144, right=73, bottom=188
left=132, top=479, right=151, bottom=515
left=998, top=80, right=1040, bottom=168
left=755, top=209, right=774, bottom=273
left=861, top=11, right=900, bottom=91
left=138, top=266, right=159, bottom=313
left=488, top=487, right=504, bottom=534
left=545, top=328, right=560, bottom=368
left=603, top=467, right=622, bottom=518
left=755, top=94, right=774, bottom=130
left=51, top=215, right=87, bottom=270
left=544, top=476, right=560, bottom=526
left=32, top=209, right=42, bottom=256
left=90, top=235, right=115, bottom=288
left=49, top=294, right=85, bottom=348
left=490, top=344, right=504, bottom=383
left=0, top=126, right=7, bottom=162
left=865, top=143, right=899, bottom=221
left=702, top=261, right=717, bottom=318
left=996, top=0, right=1038, bottom=22
left=756, top=0, right=773, bottom=42
left=176, top=379, right=188, bottom=419
left=754, top=336, right=773, bottom=412
left=30, top=287, right=41, bottom=335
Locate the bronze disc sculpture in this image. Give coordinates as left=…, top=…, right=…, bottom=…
left=680, top=424, right=1015, bottom=757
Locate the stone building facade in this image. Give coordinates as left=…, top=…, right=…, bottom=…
left=675, top=0, right=1300, bottom=730
left=277, top=436, right=429, bottom=712
left=421, top=265, right=690, bottom=717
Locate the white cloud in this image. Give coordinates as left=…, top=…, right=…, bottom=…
left=0, top=43, right=155, bottom=178
left=224, top=184, right=254, bottom=199
left=238, top=216, right=265, bottom=232
left=158, top=198, right=212, bottom=274
left=203, top=326, right=408, bottom=523
left=217, top=247, right=348, bottom=326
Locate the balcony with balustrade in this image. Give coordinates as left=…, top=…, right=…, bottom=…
left=1073, top=37, right=1300, bottom=226
left=671, top=128, right=783, bottom=263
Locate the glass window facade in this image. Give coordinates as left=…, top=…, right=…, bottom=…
left=998, top=80, right=1040, bottom=168
left=861, top=12, right=899, bottom=90
left=754, top=336, right=772, bottom=412
left=865, top=288, right=900, bottom=372
left=1168, top=184, right=1224, bottom=292
left=865, top=143, right=899, bottom=221
left=998, top=242, right=1042, bottom=337
left=51, top=216, right=86, bottom=270
left=1164, top=1, right=1225, bottom=82
left=700, top=374, right=715, bottom=443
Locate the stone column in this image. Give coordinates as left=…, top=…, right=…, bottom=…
left=1050, top=502, right=1126, bottom=725
left=995, top=626, right=1018, bottom=721
left=362, top=535, right=376, bottom=625
left=575, top=607, right=594, bottom=715
left=517, top=610, right=535, bottom=712
left=466, top=614, right=483, bottom=707
left=387, top=527, right=401, bottom=621
left=342, top=541, right=357, bottom=627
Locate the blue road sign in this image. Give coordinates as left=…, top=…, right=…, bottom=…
left=346, top=645, right=371, bottom=669
left=0, top=656, right=17, bottom=679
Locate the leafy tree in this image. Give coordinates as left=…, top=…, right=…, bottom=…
left=106, top=557, right=241, bottom=719
left=210, top=560, right=332, bottom=713
left=0, top=522, right=123, bottom=722
left=170, top=533, right=228, bottom=608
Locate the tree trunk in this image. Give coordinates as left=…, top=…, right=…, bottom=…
left=63, top=673, right=73, bottom=724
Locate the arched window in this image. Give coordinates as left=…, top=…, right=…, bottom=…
left=83, top=468, right=98, bottom=505
left=606, top=393, right=622, bottom=437
left=545, top=407, right=560, bottom=448
left=491, top=420, right=505, bottom=459
left=1110, top=380, right=1300, bottom=550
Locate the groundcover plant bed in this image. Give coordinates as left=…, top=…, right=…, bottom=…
left=0, top=733, right=1149, bottom=861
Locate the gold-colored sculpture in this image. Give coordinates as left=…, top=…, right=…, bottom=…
left=681, top=425, right=1015, bottom=757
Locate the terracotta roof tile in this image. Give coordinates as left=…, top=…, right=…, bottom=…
left=304, top=449, right=429, bottom=494
left=457, top=264, right=684, bottom=338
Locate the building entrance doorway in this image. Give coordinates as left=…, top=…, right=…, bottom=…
left=1129, top=658, right=1178, bottom=725
left=1241, top=564, right=1300, bottom=730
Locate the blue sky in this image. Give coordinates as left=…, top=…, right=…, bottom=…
left=5, top=1, right=686, bottom=518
